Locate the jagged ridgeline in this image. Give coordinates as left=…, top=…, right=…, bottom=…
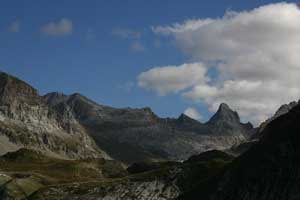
left=0, top=71, right=254, bottom=163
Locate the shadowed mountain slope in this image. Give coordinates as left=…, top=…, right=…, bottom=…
left=211, top=104, right=300, bottom=200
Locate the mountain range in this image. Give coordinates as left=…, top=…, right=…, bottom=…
left=0, top=71, right=253, bottom=163
left=0, top=71, right=299, bottom=200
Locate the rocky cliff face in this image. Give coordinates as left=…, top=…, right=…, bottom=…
left=206, top=103, right=253, bottom=139
left=0, top=72, right=108, bottom=159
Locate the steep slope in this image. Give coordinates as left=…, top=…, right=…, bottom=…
left=252, top=100, right=299, bottom=139
left=44, top=92, right=253, bottom=163
left=0, top=72, right=108, bottom=159
left=211, top=104, right=300, bottom=200
left=207, top=103, right=253, bottom=136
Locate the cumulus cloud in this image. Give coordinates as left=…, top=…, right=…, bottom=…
left=138, top=63, right=208, bottom=96
left=184, top=107, right=202, bottom=120
left=145, top=2, right=300, bottom=125
left=8, top=20, right=20, bottom=32
left=41, top=18, right=73, bottom=36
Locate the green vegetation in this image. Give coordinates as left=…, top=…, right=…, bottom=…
left=0, top=148, right=127, bottom=184
left=0, top=148, right=127, bottom=199
left=0, top=148, right=234, bottom=199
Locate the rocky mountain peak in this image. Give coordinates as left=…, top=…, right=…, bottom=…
left=67, top=93, right=103, bottom=108
left=219, top=103, right=230, bottom=110
left=0, top=72, right=39, bottom=103
left=141, top=107, right=153, bottom=113
left=177, top=113, right=199, bottom=124
left=209, top=103, right=240, bottom=124
left=43, top=92, right=68, bottom=106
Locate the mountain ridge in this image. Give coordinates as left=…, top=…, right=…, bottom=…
left=0, top=71, right=254, bottom=163
left=2, top=71, right=300, bottom=200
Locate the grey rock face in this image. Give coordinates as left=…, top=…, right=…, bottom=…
left=209, top=103, right=240, bottom=124
left=207, top=103, right=253, bottom=136
left=45, top=93, right=253, bottom=163
left=33, top=179, right=180, bottom=200
left=0, top=72, right=109, bottom=159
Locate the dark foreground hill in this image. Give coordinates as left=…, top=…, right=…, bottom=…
left=210, top=103, right=300, bottom=200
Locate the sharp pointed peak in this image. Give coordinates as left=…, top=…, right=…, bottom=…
left=43, top=92, right=67, bottom=98
left=218, top=103, right=231, bottom=111
left=178, top=113, right=192, bottom=120
left=70, top=92, right=83, bottom=97
left=141, top=107, right=153, bottom=113
left=209, top=103, right=240, bottom=124
left=67, top=93, right=91, bottom=102
left=43, top=92, right=69, bottom=106
left=177, top=113, right=200, bottom=123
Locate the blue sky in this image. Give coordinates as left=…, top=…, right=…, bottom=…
left=0, top=0, right=297, bottom=123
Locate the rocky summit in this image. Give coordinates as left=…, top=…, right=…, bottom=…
left=0, top=72, right=109, bottom=160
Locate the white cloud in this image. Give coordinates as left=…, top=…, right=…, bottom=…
left=146, top=2, right=300, bottom=125
left=184, top=107, right=202, bottom=120
left=41, top=18, right=73, bottom=36
left=130, top=41, right=145, bottom=52
left=183, top=80, right=300, bottom=124
left=138, top=63, right=208, bottom=96
left=152, top=19, right=214, bottom=35
left=8, top=20, right=20, bottom=33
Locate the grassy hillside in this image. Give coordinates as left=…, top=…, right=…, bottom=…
left=0, top=148, right=127, bottom=199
